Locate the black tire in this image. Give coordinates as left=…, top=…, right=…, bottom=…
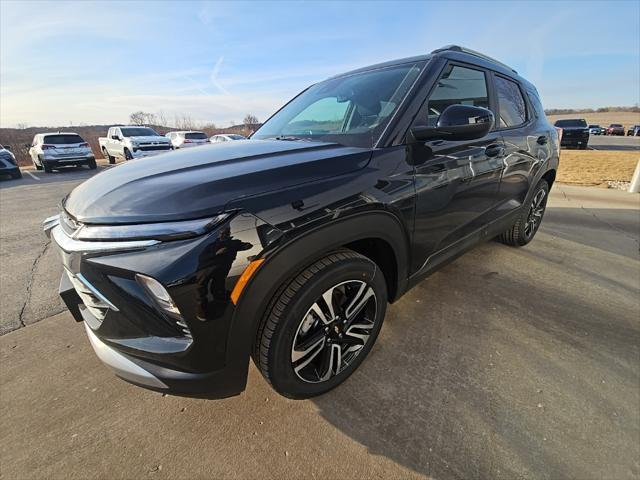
left=253, top=249, right=387, bottom=399
left=43, top=162, right=53, bottom=173
left=34, top=155, right=43, bottom=171
left=124, top=148, right=133, bottom=161
left=88, top=158, right=97, bottom=169
left=102, top=148, right=115, bottom=164
left=498, top=180, right=549, bottom=247
left=11, top=170, right=22, bottom=179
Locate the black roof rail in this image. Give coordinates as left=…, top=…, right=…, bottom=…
left=431, top=45, right=518, bottom=74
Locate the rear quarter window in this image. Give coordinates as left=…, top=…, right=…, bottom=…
left=494, top=76, right=527, bottom=127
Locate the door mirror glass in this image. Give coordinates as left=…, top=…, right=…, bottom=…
left=411, top=104, right=494, bottom=141
left=111, top=135, right=120, bottom=140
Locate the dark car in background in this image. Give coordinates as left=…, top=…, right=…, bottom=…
left=554, top=119, right=589, bottom=149
left=45, top=45, right=559, bottom=400
left=626, top=124, right=640, bottom=136
left=0, top=144, right=21, bottom=179
left=606, top=124, right=625, bottom=136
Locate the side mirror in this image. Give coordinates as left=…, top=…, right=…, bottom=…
left=111, top=135, right=120, bottom=141
left=410, top=105, right=494, bottom=142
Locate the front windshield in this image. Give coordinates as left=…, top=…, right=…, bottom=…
left=253, top=62, right=424, bottom=148
left=121, top=127, right=159, bottom=137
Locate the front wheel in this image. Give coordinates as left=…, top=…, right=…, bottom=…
left=124, top=148, right=133, bottom=161
left=498, top=180, right=549, bottom=247
left=254, top=249, right=387, bottom=399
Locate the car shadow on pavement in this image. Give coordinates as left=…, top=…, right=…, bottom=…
left=312, top=239, right=640, bottom=480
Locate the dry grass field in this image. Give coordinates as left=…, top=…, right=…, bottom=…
left=557, top=150, right=639, bottom=187
left=548, top=112, right=640, bottom=130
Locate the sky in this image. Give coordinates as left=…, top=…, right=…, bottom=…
left=1, top=0, right=639, bottom=128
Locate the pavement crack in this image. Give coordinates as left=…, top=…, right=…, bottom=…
left=580, top=206, right=640, bottom=248
left=17, top=240, right=50, bottom=328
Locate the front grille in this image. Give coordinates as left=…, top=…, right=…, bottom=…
left=65, top=269, right=118, bottom=322
left=139, top=145, right=171, bottom=151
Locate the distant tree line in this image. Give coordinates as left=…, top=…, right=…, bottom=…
left=544, top=105, right=640, bottom=115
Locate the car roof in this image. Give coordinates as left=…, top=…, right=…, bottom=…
left=41, top=132, right=79, bottom=136
left=172, top=131, right=204, bottom=134
left=330, top=45, right=534, bottom=90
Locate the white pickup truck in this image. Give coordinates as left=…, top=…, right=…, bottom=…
left=99, top=126, right=172, bottom=164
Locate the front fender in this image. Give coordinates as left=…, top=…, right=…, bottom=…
left=226, top=211, right=411, bottom=382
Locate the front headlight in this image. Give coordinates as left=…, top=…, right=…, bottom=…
left=73, top=214, right=231, bottom=242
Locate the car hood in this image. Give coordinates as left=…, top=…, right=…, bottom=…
left=64, top=140, right=372, bottom=224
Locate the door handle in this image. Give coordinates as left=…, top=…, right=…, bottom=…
left=536, top=136, right=548, bottom=145
left=485, top=144, right=505, bottom=157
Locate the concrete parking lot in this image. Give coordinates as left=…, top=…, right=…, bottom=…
left=1, top=166, right=639, bottom=479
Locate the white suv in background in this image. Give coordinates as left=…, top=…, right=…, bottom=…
left=166, top=131, right=209, bottom=149
left=29, top=132, right=96, bottom=173
left=209, top=134, right=246, bottom=143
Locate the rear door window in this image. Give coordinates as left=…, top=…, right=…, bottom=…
left=494, top=76, right=527, bottom=128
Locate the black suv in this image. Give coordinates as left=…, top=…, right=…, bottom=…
left=554, top=119, right=589, bottom=149
left=45, top=46, right=558, bottom=399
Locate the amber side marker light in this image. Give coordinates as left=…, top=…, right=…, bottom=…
left=230, top=258, right=265, bottom=305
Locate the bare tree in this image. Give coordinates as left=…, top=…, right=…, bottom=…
left=156, top=110, right=168, bottom=127
left=144, top=112, right=157, bottom=126
left=243, top=114, right=259, bottom=126
left=129, top=111, right=147, bottom=125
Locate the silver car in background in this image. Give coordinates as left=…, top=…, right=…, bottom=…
left=209, top=134, right=246, bottom=143
left=166, top=131, right=209, bottom=149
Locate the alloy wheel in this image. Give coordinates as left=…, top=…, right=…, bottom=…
left=524, top=188, right=547, bottom=238
left=291, top=280, right=377, bottom=383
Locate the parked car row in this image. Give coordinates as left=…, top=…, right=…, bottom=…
left=0, top=127, right=248, bottom=178
left=553, top=119, right=640, bottom=148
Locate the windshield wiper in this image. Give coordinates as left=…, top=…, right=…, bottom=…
left=271, top=135, right=306, bottom=141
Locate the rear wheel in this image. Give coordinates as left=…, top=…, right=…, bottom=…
left=34, top=155, right=43, bottom=170
left=43, top=162, right=53, bottom=173
left=498, top=180, right=549, bottom=247
left=254, top=249, right=387, bottom=399
left=88, top=158, right=97, bottom=169
left=11, top=170, right=22, bottom=179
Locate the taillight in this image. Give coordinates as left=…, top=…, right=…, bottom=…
left=42, top=144, right=56, bottom=150
left=79, top=142, right=89, bottom=148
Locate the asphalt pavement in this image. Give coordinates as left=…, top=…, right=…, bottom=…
left=0, top=167, right=639, bottom=479
left=588, top=135, right=640, bottom=151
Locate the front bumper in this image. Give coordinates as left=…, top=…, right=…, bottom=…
left=47, top=211, right=276, bottom=397
left=131, top=148, right=172, bottom=158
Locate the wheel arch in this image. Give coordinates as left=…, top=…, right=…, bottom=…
left=225, top=211, right=411, bottom=383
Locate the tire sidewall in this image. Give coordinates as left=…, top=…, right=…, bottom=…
left=268, top=256, right=387, bottom=398
left=522, top=180, right=549, bottom=244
